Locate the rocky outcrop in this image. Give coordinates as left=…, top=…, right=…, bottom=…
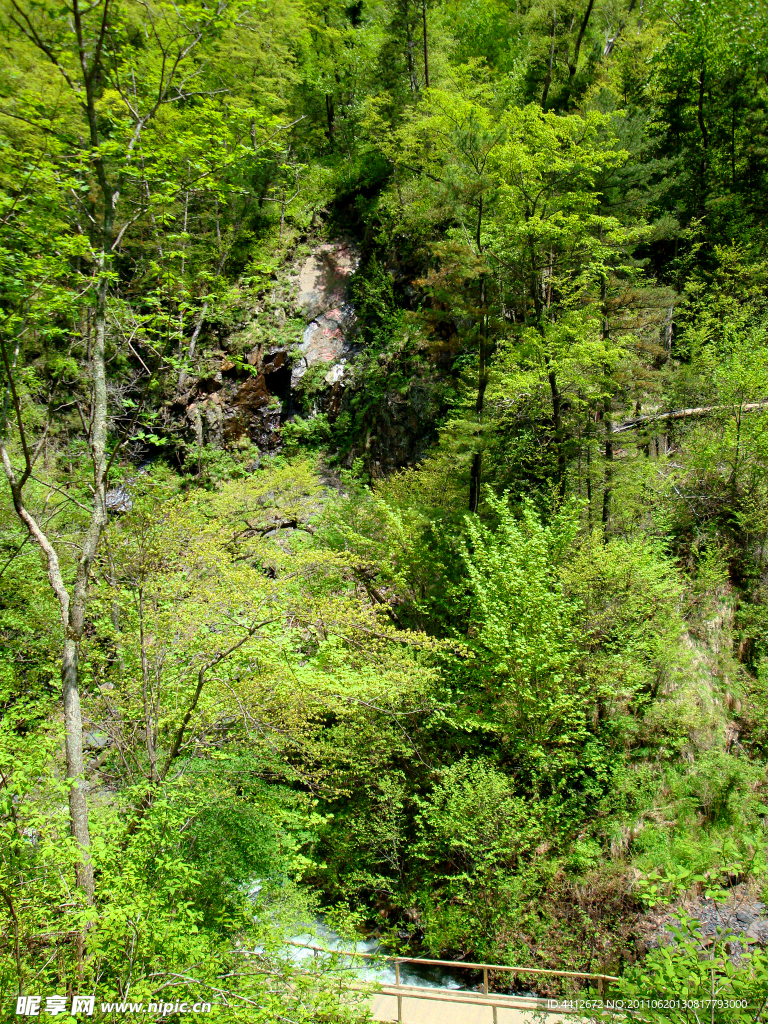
left=353, top=381, right=442, bottom=477
left=295, top=241, right=359, bottom=321
left=638, top=884, right=768, bottom=965
left=177, top=240, right=360, bottom=452
left=291, top=242, right=359, bottom=388
left=171, top=237, right=445, bottom=472
left=291, top=307, right=355, bottom=388
left=183, top=346, right=289, bottom=450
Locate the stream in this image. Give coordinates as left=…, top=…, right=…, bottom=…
left=288, top=918, right=468, bottom=990
left=289, top=919, right=540, bottom=999
left=249, top=880, right=538, bottom=996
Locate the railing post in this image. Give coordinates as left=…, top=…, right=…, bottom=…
left=492, top=1005, right=498, bottom=1024
left=598, top=976, right=605, bottom=999
left=395, top=961, right=402, bottom=1023
left=483, top=967, right=488, bottom=995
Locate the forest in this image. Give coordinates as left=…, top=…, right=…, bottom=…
left=1, top=0, right=768, bottom=1019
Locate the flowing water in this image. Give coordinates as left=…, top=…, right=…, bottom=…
left=249, top=880, right=537, bottom=997
left=288, top=918, right=468, bottom=990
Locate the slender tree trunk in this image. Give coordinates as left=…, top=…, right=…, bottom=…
left=177, top=199, right=250, bottom=396
left=404, top=0, right=418, bottom=92
left=697, top=67, right=709, bottom=151
left=697, top=65, right=709, bottom=210
left=602, top=409, right=613, bottom=531
left=63, top=260, right=110, bottom=903
left=0, top=262, right=111, bottom=914
left=105, top=543, right=125, bottom=675
left=469, top=461, right=482, bottom=515
left=422, top=0, right=429, bottom=87
left=8, top=0, right=232, bottom=917
left=567, top=0, right=594, bottom=89
left=176, top=303, right=208, bottom=398
left=469, top=201, right=489, bottom=514
left=0, top=884, right=21, bottom=995
left=546, top=361, right=566, bottom=496
left=0, top=433, right=98, bottom=905
left=536, top=246, right=566, bottom=496
left=600, top=275, right=613, bottom=533
left=468, top=362, right=487, bottom=513
left=138, top=587, right=158, bottom=783
left=603, top=0, right=635, bottom=56
left=325, top=93, right=335, bottom=142
left=62, top=640, right=94, bottom=901
left=615, top=399, right=768, bottom=434
left=541, top=8, right=557, bottom=108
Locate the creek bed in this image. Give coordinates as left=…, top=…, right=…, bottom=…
left=288, top=919, right=540, bottom=998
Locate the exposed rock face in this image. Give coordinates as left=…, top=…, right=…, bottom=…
left=174, top=238, right=443, bottom=470
left=357, top=382, right=442, bottom=476
left=296, top=242, right=359, bottom=320
left=184, top=346, right=290, bottom=451
left=638, top=884, right=768, bottom=965
left=178, top=240, right=360, bottom=453
left=105, top=485, right=133, bottom=514
left=292, top=242, right=359, bottom=388
left=291, top=307, right=355, bottom=388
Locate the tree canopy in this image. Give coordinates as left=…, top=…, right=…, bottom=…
left=2, top=0, right=768, bottom=1018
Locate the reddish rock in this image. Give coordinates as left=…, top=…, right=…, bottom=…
left=296, top=242, right=359, bottom=320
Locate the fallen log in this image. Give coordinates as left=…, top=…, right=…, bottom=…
left=613, top=399, right=768, bottom=434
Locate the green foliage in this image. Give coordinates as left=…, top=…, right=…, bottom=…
left=2, top=0, right=768, bottom=1007
left=459, top=492, right=588, bottom=773
left=281, top=413, right=333, bottom=452
left=615, top=913, right=768, bottom=1023
left=414, top=758, right=546, bottom=956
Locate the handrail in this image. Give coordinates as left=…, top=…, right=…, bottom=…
left=286, top=940, right=620, bottom=1022
left=352, top=981, right=555, bottom=1003
left=285, top=940, right=619, bottom=982
left=349, top=981, right=556, bottom=1008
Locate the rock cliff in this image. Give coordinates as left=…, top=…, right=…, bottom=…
left=170, top=238, right=444, bottom=472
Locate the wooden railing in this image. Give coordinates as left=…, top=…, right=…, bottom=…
left=286, top=941, right=620, bottom=1022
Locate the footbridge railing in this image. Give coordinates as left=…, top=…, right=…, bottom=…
left=287, top=940, right=620, bottom=1022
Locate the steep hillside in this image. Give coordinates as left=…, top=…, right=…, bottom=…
left=2, top=0, right=768, bottom=1019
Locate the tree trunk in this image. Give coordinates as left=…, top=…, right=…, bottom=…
left=613, top=399, right=768, bottom=434
left=547, top=363, right=566, bottom=496
left=603, top=0, right=635, bottom=56
left=422, top=0, right=429, bottom=87
left=177, top=301, right=209, bottom=397
left=469, top=204, right=489, bottom=515
left=138, top=587, right=159, bottom=783
left=62, top=639, right=94, bottom=902
left=0, top=422, right=98, bottom=906
left=568, top=0, right=594, bottom=84
left=62, top=264, right=110, bottom=904
left=469, top=275, right=489, bottom=514
left=697, top=65, right=708, bottom=210
left=541, top=9, right=557, bottom=108
left=468, top=361, right=488, bottom=515
left=404, top=0, right=418, bottom=92
left=602, top=408, right=613, bottom=532
left=325, top=93, right=335, bottom=142
left=601, top=275, right=613, bottom=534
